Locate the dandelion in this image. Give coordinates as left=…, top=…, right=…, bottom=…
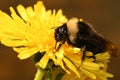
left=0, top=1, right=67, bottom=67
left=0, top=1, right=113, bottom=80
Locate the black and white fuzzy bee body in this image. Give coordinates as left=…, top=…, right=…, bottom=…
left=54, top=18, right=116, bottom=55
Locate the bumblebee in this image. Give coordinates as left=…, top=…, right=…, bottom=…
left=54, top=18, right=116, bottom=56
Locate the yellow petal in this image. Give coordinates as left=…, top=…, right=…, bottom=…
left=0, top=11, right=25, bottom=39
left=52, top=51, right=70, bottom=74
left=82, top=61, right=100, bottom=70
left=80, top=67, right=96, bottom=79
left=1, top=38, right=27, bottom=47
left=17, top=5, right=28, bottom=21
left=95, top=52, right=110, bottom=62
left=38, top=53, right=50, bottom=68
left=53, top=57, right=70, bottom=74
left=63, top=57, right=81, bottom=78
left=14, top=47, right=38, bottom=59
left=26, top=7, right=34, bottom=17
left=88, top=69, right=113, bottom=80
left=65, top=53, right=81, bottom=67
left=0, top=10, right=13, bottom=24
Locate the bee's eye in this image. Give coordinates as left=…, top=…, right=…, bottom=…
left=54, top=28, right=63, bottom=41
left=58, top=27, right=67, bottom=34
left=59, top=27, right=64, bottom=33
left=54, top=26, right=67, bottom=42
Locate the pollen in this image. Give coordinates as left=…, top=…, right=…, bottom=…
left=79, top=18, right=83, bottom=22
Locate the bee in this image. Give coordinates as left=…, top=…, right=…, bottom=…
left=54, top=17, right=117, bottom=57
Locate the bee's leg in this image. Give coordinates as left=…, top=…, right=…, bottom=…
left=78, top=46, right=86, bottom=68
left=93, top=55, right=96, bottom=59
left=81, top=46, right=86, bottom=61
left=78, top=46, right=86, bottom=69
left=81, top=46, right=96, bottom=61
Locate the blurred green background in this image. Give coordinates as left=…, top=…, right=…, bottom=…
left=0, top=0, right=120, bottom=80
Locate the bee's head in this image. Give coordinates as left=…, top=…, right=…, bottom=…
left=54, top=24, right=68, bottom=51
left=54, top=24, right=68, bottom=42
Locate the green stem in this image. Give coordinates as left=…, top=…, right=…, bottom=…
left=46, top=71, right=52, bottom=80
left=34, top=68, right=46, bottom=80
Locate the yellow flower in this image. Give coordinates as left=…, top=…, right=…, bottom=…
left=0, top=1, right=68, bottom=70
left=0, top=1, right=67, bottom=60
left=62, top=52, right=113, bottom=80
left=0, top=1, right=113, bottom=80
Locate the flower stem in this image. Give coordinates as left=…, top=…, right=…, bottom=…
left=34, top=67, right=46, bottom=80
